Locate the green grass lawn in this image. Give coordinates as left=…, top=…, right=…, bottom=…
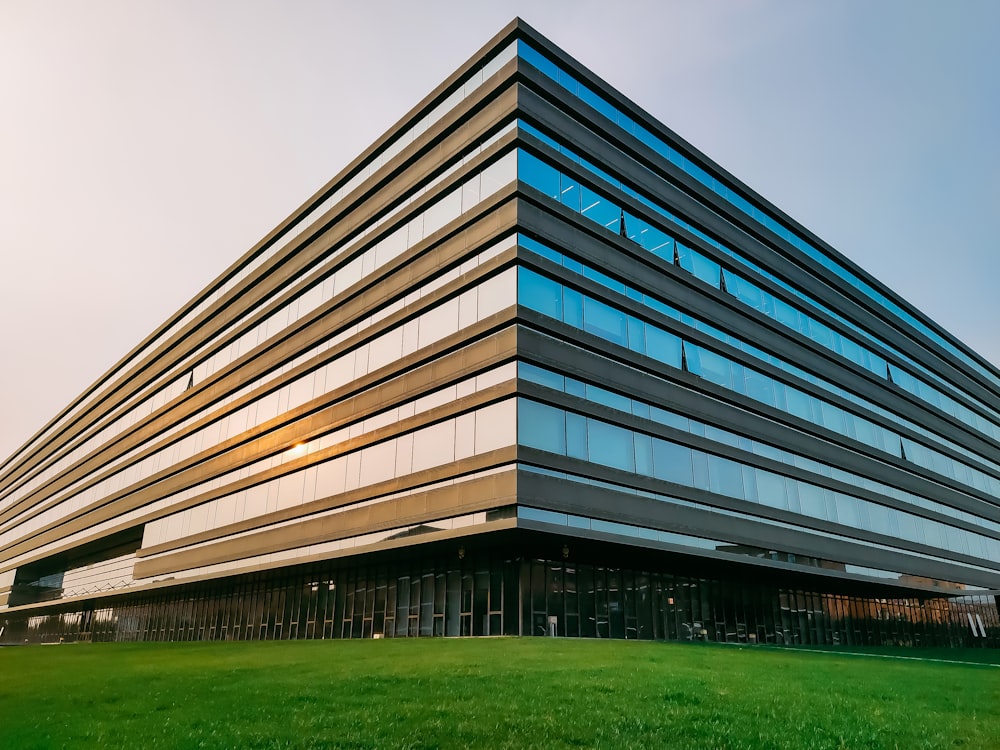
left=1, top=639, right=998, bottom=749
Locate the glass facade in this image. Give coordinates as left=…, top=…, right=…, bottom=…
left=2, top=21, right=998, bottom=647
left=4, top=539, right=997, bottom=647
left=516, top=41, right=1000, bottom=392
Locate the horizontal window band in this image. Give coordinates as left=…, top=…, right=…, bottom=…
left=0, top=112, right=519, bottom=500
left=0, top=331, right=517, bottom=563
left=514, top=133, right=1000, bottom=455
left=0, top=55, right=522, bottom=484
left=515, top=274, right=1000, bottom=508
left=517, top=461, right=1000, bottom=588
left=133, top=469, right=518, bottom=578
left=0, top=213, right=519, bottom=526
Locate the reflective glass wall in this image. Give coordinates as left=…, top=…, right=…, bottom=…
left=509, top=29, right=1000, bottom=597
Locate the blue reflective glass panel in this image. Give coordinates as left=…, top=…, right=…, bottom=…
left=756, top=470, right=788, bottom=511
left=634, top=433, right=654, bottom=476
left=588, top=418, right=635, bottom=472
left=708, top=454, right=745, bottom=499
left=652, top=439, right=693, bottom=485
left=518, top=399, right=566, bottom=454
left=518, top=268, right=563, bottom=319
left=585, top=383, right=631, bottom=413
left=583, top=297, right=628, bottom=346
left=645, top=325, right=682, bottom=368
left=566, top=411, right=588, bottom=460
left=519, top=362, right=564, bottom=391
left=517, top=150, right=559, bottom=198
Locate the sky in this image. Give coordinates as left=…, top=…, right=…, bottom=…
left=1, top=0, right=998, bottom=464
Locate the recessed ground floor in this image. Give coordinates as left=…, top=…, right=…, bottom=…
left=2, top=531, right=997, bottom=647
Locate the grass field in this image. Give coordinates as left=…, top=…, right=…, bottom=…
left=1, top=639, right=998, bottom=749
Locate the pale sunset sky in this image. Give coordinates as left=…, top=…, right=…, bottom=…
left=1, top=0, right=998, bottom=462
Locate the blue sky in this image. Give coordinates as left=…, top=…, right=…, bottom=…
left=1, top=0, right=997, bottom=462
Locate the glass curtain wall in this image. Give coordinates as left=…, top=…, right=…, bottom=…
left=5, top=546, right=996, bottom=648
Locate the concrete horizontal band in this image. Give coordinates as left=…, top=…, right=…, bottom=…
left=0, top=323, right=518, bottom=570
left=133, top=469, right=517, bottom=579
left=0, top=194, right=520, bottom=533
left=516, top=469, right=1000, bottom=591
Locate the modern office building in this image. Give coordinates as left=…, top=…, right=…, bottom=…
left=2, top=19, right=998, bottom=647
